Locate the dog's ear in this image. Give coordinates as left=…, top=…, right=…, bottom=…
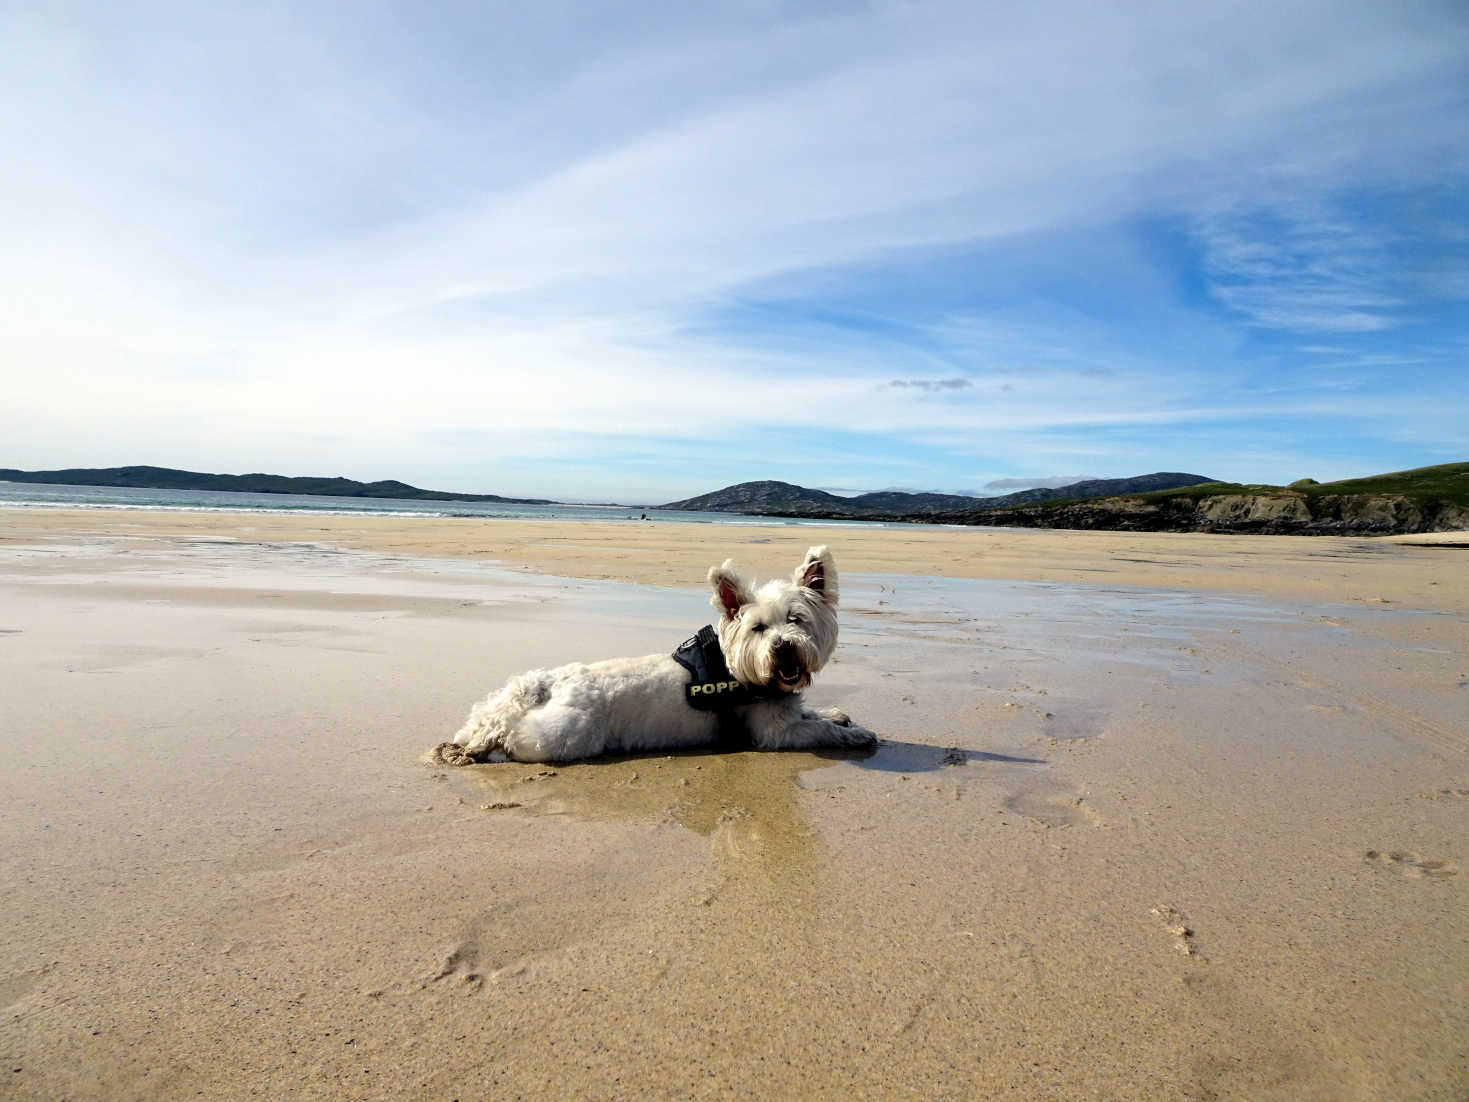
left=793, top=545, right=838, bottom=607
left=708, top=559, right=753, bottom=620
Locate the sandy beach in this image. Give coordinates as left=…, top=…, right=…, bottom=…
left=2, top=508, right=1466, bottom=1099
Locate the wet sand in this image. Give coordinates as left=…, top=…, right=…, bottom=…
left=4, top=505, right=1466, bottom=612
left=1, top=510, right=1466, bottom=1099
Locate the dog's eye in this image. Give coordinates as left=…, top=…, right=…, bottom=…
left=788, top=613, right=804, bottom=625
left=751, top=622, right=766, bottom=633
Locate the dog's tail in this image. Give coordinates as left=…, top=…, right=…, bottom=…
left=433, top=669, right=554, bottom=765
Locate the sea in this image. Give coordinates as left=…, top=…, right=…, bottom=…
left=0, top=480, right=892, bottom=528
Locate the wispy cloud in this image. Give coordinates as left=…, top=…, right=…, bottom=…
left=1195, top=203, right=1403, bottom=332
left=1193, top=187, right=1469, bottom=333
left=885, top=378, right=972, bottom=391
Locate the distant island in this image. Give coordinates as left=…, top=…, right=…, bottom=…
left=662, top=464, right=1469, bottom=535
left=662, top=472, right=1215, bottom=518
left=0, top=465, right=554, bottom=505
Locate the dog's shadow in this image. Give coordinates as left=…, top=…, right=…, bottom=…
left=820, top=740, right=1046, bottom=773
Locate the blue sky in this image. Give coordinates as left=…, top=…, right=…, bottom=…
left=2, top=1, right=1466, bottom=503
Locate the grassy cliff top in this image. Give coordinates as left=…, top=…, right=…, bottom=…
left=1143, top=462, right=1469, bottom=506
left=1022, top=462, right=1469, bottom=512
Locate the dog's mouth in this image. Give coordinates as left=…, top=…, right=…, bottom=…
left=774, top=652, right=806, bottom=690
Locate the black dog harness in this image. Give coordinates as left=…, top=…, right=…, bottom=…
left=671, top=625, right=769, bottom=710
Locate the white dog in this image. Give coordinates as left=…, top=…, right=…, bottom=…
left=434, top=545, right=877, bottom=764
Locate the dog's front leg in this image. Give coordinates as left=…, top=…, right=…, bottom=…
left=745, top=701, right=878, bottom=750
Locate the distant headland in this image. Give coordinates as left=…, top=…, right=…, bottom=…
left=0, top=465, right=554, bottom=505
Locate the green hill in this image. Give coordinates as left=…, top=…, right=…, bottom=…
left=965, top=462, right=1469, bottom=534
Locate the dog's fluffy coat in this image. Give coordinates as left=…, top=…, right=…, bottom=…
left=437, top=546, right=876, bottom=763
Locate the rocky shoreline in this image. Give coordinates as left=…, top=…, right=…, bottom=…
left=949, top=491, right=1469, bottom=535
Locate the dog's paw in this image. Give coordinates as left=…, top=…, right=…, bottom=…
left=833, top=722, right=878, bottom=749
left=808, top=706, right=852, bottom=726
left=428, top=741, right=478, bottom=767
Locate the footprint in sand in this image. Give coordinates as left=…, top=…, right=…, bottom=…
left=1364, top=850, right=1458, bottom=879
left=1418, top=787, right=1469, bottom=801
left=1151, top=904, right=1204, bottom=959
left=425, top=939, right=485, bottom=992
left=0, top=963, right=56, bottom=1009
left=1004, top=784, right=1101, bottom=828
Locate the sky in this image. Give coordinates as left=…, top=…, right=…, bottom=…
left=2, top=1, right=1467, bottom=504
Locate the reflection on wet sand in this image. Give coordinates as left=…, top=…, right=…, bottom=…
left=445, top=739, right=1053, bottom=874
left=447, top=750, right=829, bottom=876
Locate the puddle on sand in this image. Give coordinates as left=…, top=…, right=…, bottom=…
left=841, top=574, right=1306, bottom=675
left=0, top=535, right=702, bottom=625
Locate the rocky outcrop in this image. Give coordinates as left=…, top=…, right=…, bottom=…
left=1198, top=494, right=1312, bottom=528
left=966, top=493, right=1469, bottom=535
left=1307, top=494, right=1458, bottom=534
